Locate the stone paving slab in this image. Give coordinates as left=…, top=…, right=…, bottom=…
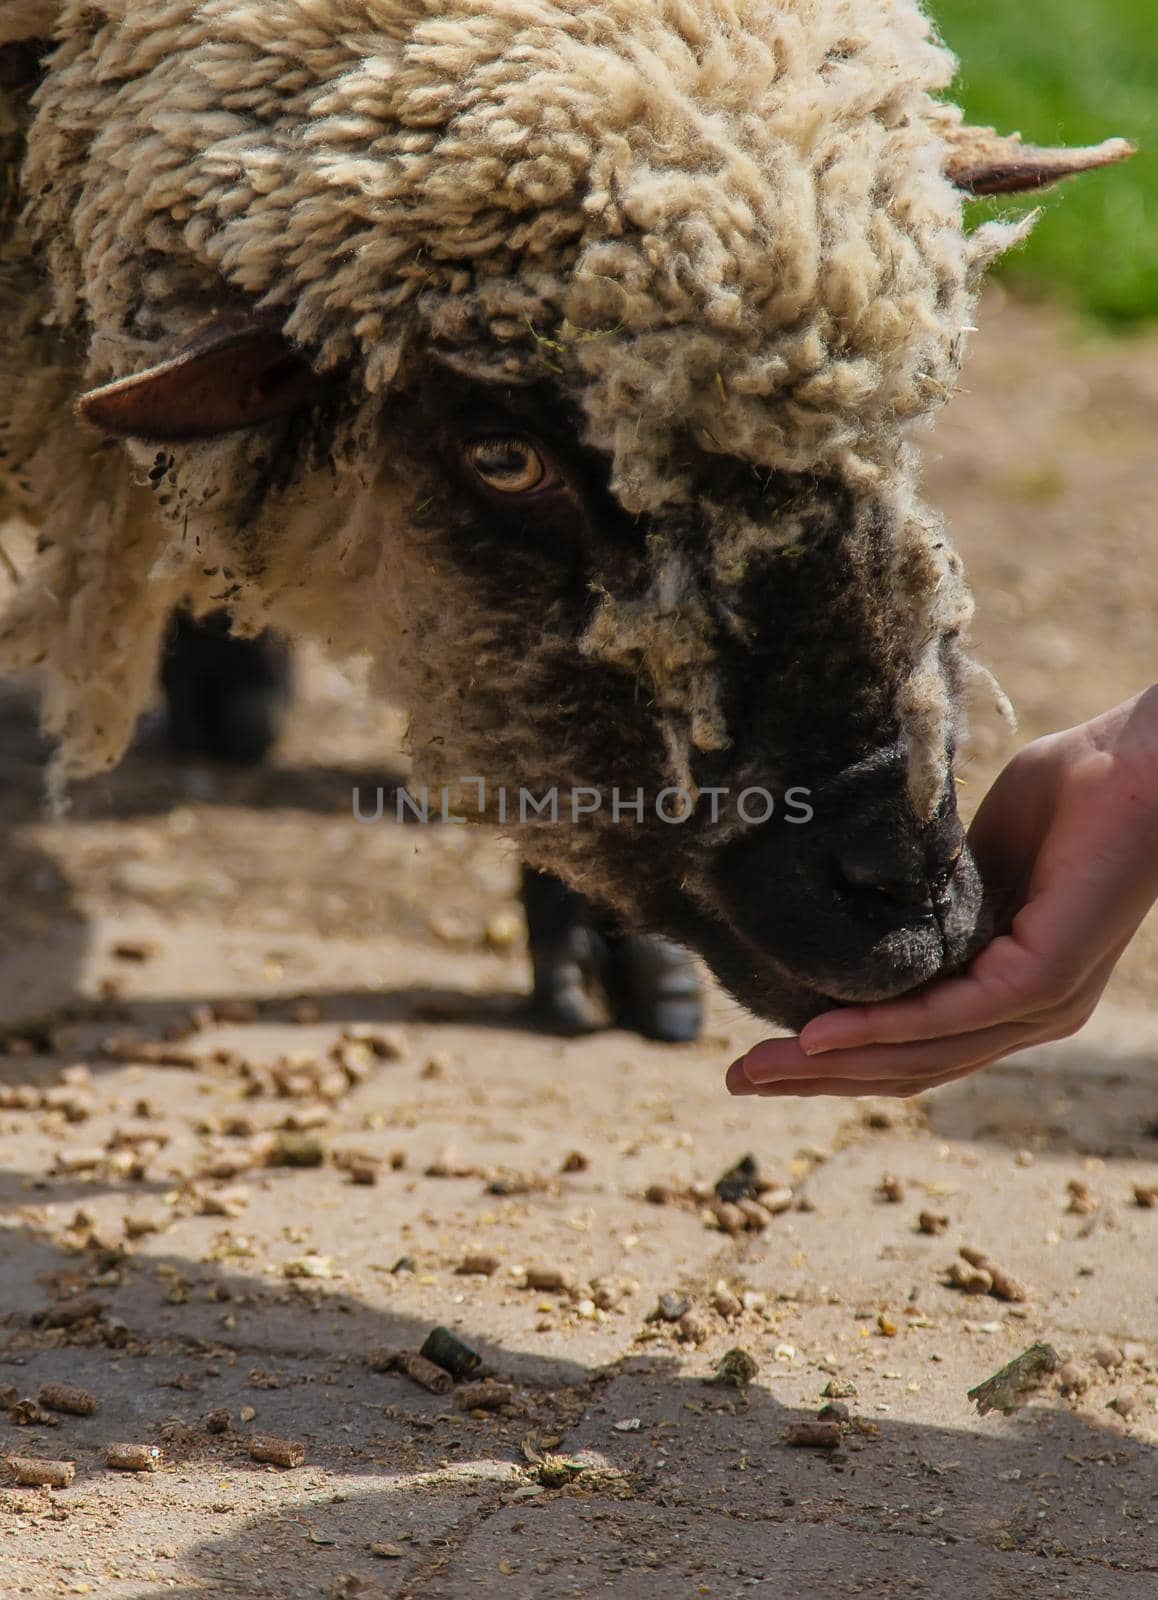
left=3, top=916, right=1154, bottom=1598
left=410, top=1500, right=1152, bottom=1600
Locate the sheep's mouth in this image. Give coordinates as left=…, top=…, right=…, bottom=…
left=689, top=918, right=951, bottom=1032
left=659, top=860, right=991, bottom=1032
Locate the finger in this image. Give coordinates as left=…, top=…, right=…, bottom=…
left=797, top=952, right=1037, bottom=1054
left=747, top=1063, right=988, bottom=1098
left=798, top=906, right=1136, bottom=1058
left=742, top=1020, right=1037, bottom=1086
left=726, top=1037, right=811, bottom=1089
left=785, top=944, right=1125, bottom=1086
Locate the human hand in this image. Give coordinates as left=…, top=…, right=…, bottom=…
left=726, top=687, right=1158, bottom=1099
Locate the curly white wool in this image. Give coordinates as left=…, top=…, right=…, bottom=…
left=1, top=1, right=1027, bottom=809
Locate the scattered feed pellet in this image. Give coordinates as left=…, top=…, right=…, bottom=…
left=203, top=1409, right=231, bottom=1434
left=785, top=1422, right=841, bottom=1450
left=1056, top=1361, right=1090, bottom=1396
left=1066, top=1178, right=1098, bottom=1215
left=456, top=1253, right=500, bottom=1277
left=523, top=1268, right=569, bottom=1293
left=6, top=1456, right=75, bottom=1488
left=879, top=1174, right=905, bottom=1203
left=9, top=1400, right=55, bottom=1427
left=488, top=1171, right=548, bottom=1195
left=37, top=1384, right=97, bottom=1417
left=918, top=1211, right=949, bottom=1235
left=283, top=1254, right=333, bottom=1280
left=1091, top=1338, right=1123, bottom=1369
left=947, top=1259, right=992, bottom=1294
left=344, top=1157, right=381, bottom=1186
left=112, top=940, right=155, bottom=963
left=591, top=1277, right=629, bottom=1310
left=712, top=1200, right=746, bottom=1235
left=196, top=1185, right=251, bottom=1218
left=455, top=1380, right=514, bottom=1412
left=988, top=1268, right=1028, bottom=1303
left=32, top=1298, right=107, bottom=1330
left=267, top=1132, right=327, bottom=1168
left=106, top=1443, right=163, bottom=1472
left=678, top=1310, right=709, bottom=1344
left=340, top=1025, right=404, bottom=1061
left=953, top=1246, right=1028, bottom=1302
left=399, top=1353, right=454, bottom=1395
left=249, top=1435, right=306, bottom=1468
left=712, top=1285, right=742, bottom=1319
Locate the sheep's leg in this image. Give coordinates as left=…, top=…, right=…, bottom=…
left=520, top=863, right=611, bottom=1035
left=601, top=927, right=704, bottom=1045
left=161, top=610, right=292, bottom=765
left=520, top=866, right=703, bottom=1043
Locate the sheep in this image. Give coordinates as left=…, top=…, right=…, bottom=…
left=0, top=1, right=1130, bottom=1030
left=157, top=612, right=703, bottom=1039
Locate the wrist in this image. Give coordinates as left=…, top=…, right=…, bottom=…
left=1112, top=687, right=1158, bottom=854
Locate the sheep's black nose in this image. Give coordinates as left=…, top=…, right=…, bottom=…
left=834, top=814, right=965, bottom=914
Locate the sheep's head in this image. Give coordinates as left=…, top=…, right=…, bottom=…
left=19, top=0, right=1133, bottom=1026
left=70, top=286, right=1043, bottom=1027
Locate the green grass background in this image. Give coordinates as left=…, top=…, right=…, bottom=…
left=930, top=0, right=1157, bottom=325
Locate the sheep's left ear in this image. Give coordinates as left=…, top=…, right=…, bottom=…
left=945, top=126, right=1134, bottom=195
left=77, top=318, right=329, bottom=443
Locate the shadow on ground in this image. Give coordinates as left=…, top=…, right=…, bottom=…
left=1, top=681, right=410, bottom=825
left=1, top=1170, right=1154, bottom=1600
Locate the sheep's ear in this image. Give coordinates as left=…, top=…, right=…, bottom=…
left=76, top=321, right=328, bottom=443
left=945, top=127, right=1134, bottom=195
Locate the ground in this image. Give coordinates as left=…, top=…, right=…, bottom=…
left=0, top=294, right=1155, bottom=1599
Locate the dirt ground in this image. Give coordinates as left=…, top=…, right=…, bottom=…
left=0, top=293, right=1155, bottom=1599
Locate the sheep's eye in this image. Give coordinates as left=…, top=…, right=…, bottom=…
left=465, top=435, right=549, bottom=495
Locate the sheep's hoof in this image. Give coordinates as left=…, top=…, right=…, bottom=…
left=205, top=686, right=287, bottom=766
left=520, top=868, right=703, bottom=1042
left=529, top=965, right=610, bottom=1036
left=165, top=684, right=286, bottom=766
left=528, top=931, right=703, bottom=1042
left=161, top=613, right=291, bottom=766
left=607, top=936, right=704, bottom=1044
left=527, top=917, right=611, bottom=1034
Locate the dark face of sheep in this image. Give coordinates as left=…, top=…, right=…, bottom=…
left=80, top=327, right=983, bottom=1029
left=375, top=357, right=982, bottom=1029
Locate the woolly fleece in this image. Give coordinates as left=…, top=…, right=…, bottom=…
left=1, top=1, right=1026, bottom=807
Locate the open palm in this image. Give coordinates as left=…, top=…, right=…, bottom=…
left=727, top=687, right=1158, bottom=1099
